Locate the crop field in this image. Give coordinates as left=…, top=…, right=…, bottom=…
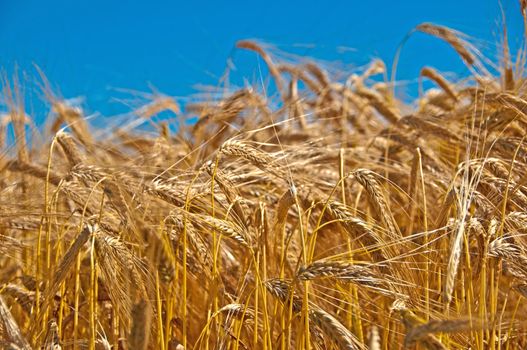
left=0, top=14, right=527, bottom=350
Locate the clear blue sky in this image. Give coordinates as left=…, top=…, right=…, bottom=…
left=0, top=0, right=524, bottom=119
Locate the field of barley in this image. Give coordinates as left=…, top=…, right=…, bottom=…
left=1, top=9, right=527, bottom=350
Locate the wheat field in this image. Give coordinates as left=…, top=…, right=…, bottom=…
left=1, top=14, right=527, bottom=350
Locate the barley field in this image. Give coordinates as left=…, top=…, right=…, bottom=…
left=1, top=14, right=527, bottom=350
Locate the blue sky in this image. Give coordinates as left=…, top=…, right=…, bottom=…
left=0, top=0, right=524, bottom=119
